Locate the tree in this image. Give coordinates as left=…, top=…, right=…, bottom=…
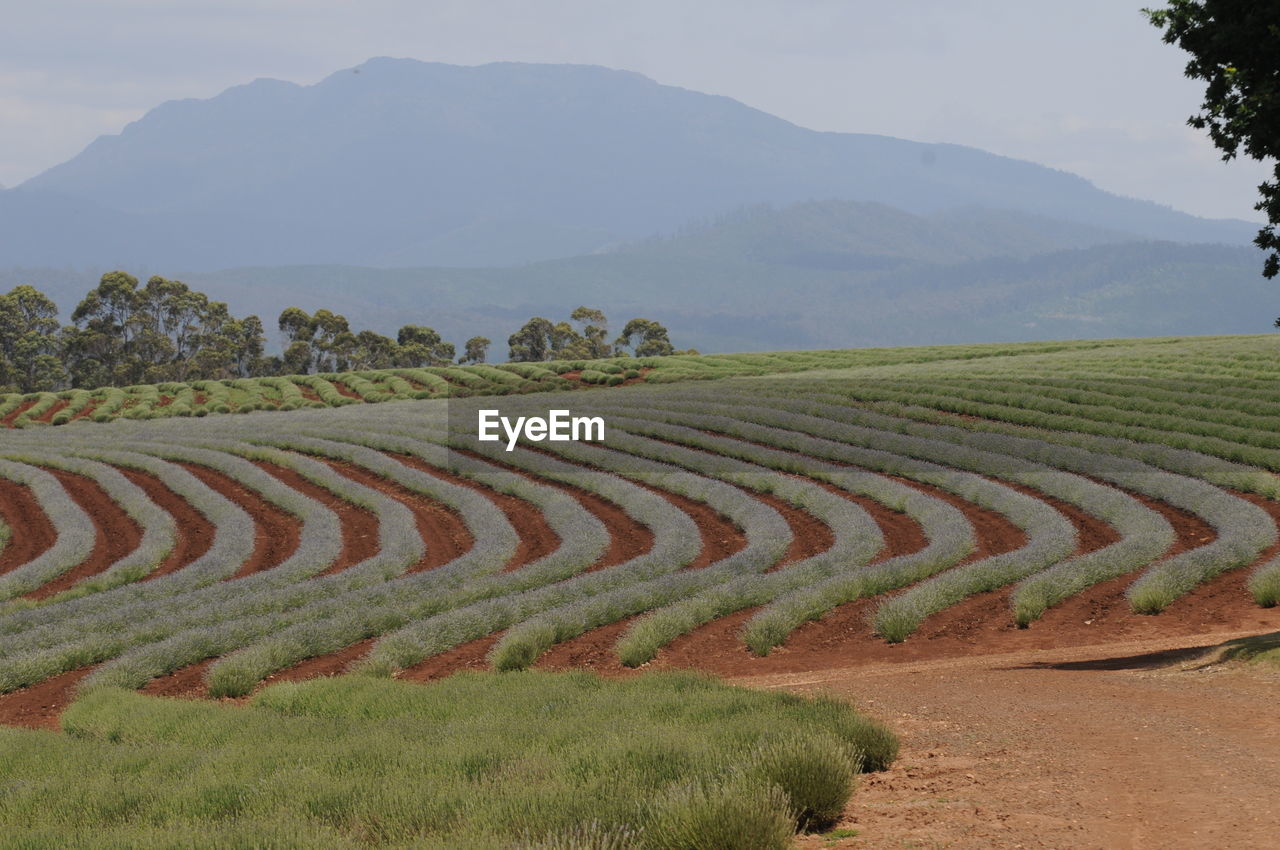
left=614, top=318, right=675, bottom=357
left=278, top=306, right=313, bottom=344
left=568, top=306, right=611, bottom=359
left=0, top=286, right=64, bottom=392
left=311, top=309, right=352, bottom=372
left=508, top=317, right=558, bottom=362
left=65, top=270, right=144, bottom=387
left=210, top=314, right=269, bottom=378
left=276, top=307, right=353, bottom=373
left=507, top=308, right=618, bottom=361
left=460, top=336, right=491, bottom=364
left=64, top=272, right=269, bottom=386
left=396, top=325, right=455, bottom=366
left=1146, top=2, right=1280, bottom=278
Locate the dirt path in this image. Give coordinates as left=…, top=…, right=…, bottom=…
left=23, top=469, right=143, bottom=600
left=759, top=631, right=1279, bottom=850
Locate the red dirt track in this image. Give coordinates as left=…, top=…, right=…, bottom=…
left=254, top=459, right=375, bottom=576
left=0, top=399, right=37, bottom=427
left=23, top=469, right=143, bottom=600
left=326, top=458, right=473, bottom=573
left=122, top=467, right=216, bottom=580
left=178, top=461, right=303, bottom=578
left=141, top=658, right=218, bottom=699
left=0, top=479, right=57, bottom=576
left=33, top=399, right=69, bottom=424
left=0, top=667, right=95, bottom=730
left=454, top=447, right=658, bottom=572
left=393, top=452, right=562, bottom=570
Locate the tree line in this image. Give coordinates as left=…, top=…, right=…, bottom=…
left=0, top=271, right=688, bottom=393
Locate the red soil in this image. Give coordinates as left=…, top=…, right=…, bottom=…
left=756, top=489, right=837, bottom=569
left=68, top=401, right=97, bottom=423
left=574, top=485, right=655, bottom=571
left=398, top=634, right=504, bottom=683
left=1, top=399, right=38, bottom=427
left=399, top=451, right=691, bottom=681
left=637, top=481, right=746, bottom=569
left=504, top=472, right=655, bottom=573
left=87, top=460, right=307, bottom=703
left=614, top=433, right=832, bottom=570
left=0, top=478, right=57, bottom=576
left=122, top=468, right=216, bottom=580
left=0, top=667, right=95, bottom=730
left=241, top=450, right=578, bottom=687
left=262, top=637, right=380, bottom=686
left=822, top=483, right=929, bottom=561
left=454, top=447, right=658, bottom=572
left=251, top=459, right=378, bottom=576
left=140, top=658, right=218, bottom=699
left=23, top=469, right=144, bottom=600
left=392, top=452, right=562, bottom=570
left=178, top=461, right=302, bottom=579
left=531, top=459, right=1124, bottom=678
left=330, top=381, right=362, bottom=400
left=129, top=453, right=391, bottom=700
left=639, top=479, right=1252, bottom=680
left=33, top=399, right=69, bottom=424
left=534, top=481, right=774, bottom=672
left=324, top=458, right=472, bottom=574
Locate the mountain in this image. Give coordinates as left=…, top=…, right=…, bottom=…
left=620, top=201, right=1140, bottom=268
left=1, top=58, right=1258, bottom=271
left=6, top=200, right=1267, bottom=354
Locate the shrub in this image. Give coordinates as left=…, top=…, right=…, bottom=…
left=745, top=732, right=859, bottom=831
left=643, top=779, right=794, bottom=850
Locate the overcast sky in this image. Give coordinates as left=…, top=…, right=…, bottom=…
left=0, top=0, right=1270, bottom=221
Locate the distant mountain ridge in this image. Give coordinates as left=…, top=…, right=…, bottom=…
left=2, top=200, right=1269, bottom=354
left=0, top=57, right=1259, bottom=270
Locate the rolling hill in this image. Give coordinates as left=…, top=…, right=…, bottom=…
left=2, top=199, right=1272, bottom=353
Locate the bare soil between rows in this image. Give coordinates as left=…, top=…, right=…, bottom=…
left=21, top=469, right=144, bottom=600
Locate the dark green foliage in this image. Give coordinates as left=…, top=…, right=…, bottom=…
left=615, top=318, right=675, bottom=357
left=1147, top=2, right=1280, bottom=278
left=460, top=335, right=492, bottom=364
left=511, top=308, right=685, bottom=362
left=64, top=272, right=269, bottom=389
left=0, top=285, right=64, bottom=392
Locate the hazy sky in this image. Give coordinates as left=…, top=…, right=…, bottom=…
left=1, top=0, right=1270, bottom=221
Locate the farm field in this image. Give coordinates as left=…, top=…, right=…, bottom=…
left=0, top=333, right=1278, bottom=846
left=0, top=336, right=1163, bottom=426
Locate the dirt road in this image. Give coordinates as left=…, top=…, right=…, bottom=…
left=748, top=631, right=1279, bottom=850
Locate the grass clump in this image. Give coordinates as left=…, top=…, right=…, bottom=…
left=0, top=671, right=893, bottom=848
left=643, top=778, right=795, bottom=850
